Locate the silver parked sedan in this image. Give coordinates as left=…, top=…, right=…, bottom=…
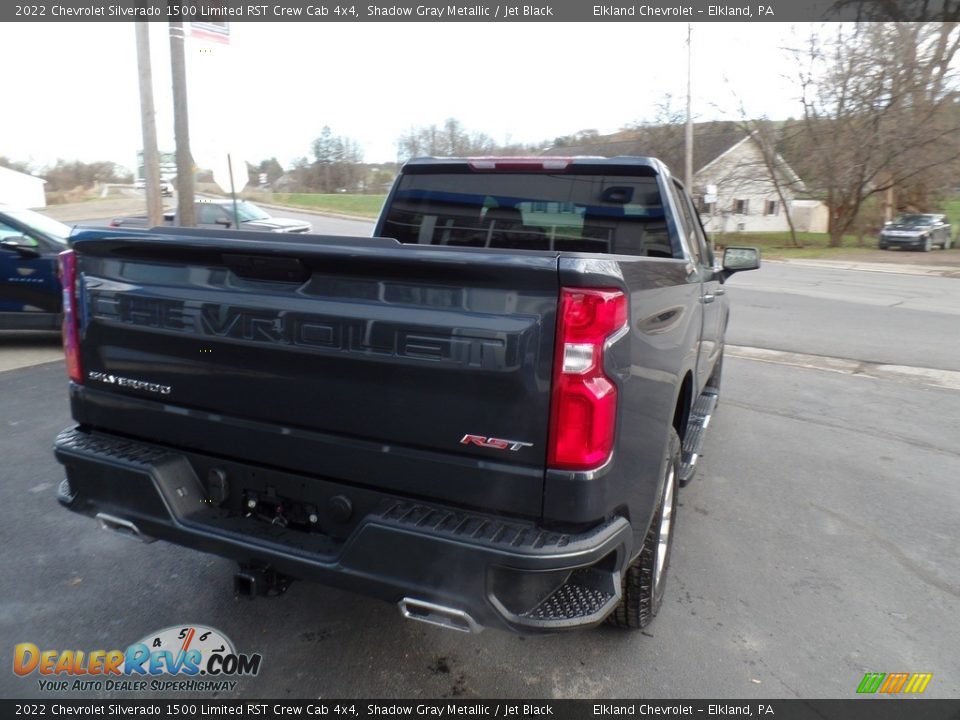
left=878, top=213, right=952, bottom=251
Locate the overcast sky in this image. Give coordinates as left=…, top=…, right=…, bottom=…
left=1, top=22, right=811, bottom=172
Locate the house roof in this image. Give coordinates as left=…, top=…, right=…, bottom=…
left=542, top=121, right=752, bottom=179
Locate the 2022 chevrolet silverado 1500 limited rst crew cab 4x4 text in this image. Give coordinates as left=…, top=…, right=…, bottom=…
left=53, top=157, right=758, bottom=634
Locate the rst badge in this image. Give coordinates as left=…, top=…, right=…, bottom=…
left=460, top=434, right=533, bottom=451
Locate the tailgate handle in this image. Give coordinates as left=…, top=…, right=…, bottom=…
left=222, top=254, right=310, bottom=283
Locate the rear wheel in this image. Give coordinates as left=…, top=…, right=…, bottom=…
left=944, top=237, right=953, bottom=250
left=607, top=429, right=680, bottom=630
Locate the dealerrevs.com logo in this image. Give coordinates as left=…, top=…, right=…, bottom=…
left=13, top=625, right=262, bottom=693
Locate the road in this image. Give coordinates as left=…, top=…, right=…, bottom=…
left=2, top=217, right=958, bottom=700
left=727, top=262, right=960, bottom=371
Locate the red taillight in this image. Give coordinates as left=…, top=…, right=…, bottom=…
left=467, top=157, right=572, bottom=171
left=108, top=218, right=122, bottom=227
left=547, top=288, right=628, bottom=470
left=58, top=250, right=83, bottom=384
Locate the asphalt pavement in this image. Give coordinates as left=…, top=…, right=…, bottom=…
left=727, top=263, right=960, bottom=371
left=2, top=350, right=957, bottom=699
left=1, top=218, right=958, bottom=700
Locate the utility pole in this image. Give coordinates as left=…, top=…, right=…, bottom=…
left=135, top=22, right=163, bottom=227
left=684, top=23, right=694, bottom=191
left=169, top=21, right=196, bottom=227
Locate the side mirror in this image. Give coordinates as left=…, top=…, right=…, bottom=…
left=720, top=246, right=760, bottom=281
left=0, top=236, right=41, bottom=258
left=215, top=218, right=232, bottom=228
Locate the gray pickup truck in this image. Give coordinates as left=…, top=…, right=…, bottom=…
left=109, top=198, right=312, bottom=234
left=54, top=156, right=758, bottom=634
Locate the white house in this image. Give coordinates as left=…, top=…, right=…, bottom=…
left=694, top=134, right=827, bottom=234
left=0, top=166, right=46, bottom=208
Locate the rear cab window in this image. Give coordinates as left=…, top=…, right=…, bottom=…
left=380, top=166, right=682, bottom=259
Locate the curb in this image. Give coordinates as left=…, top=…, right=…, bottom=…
left=727, top=344, right=960, bottom=392
left=764, top=258, right=960, bottom=278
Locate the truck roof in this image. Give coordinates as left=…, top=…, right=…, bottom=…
left=402, top=155, right=671, bottom=176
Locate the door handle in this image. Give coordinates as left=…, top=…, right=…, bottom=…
left=714, top=287, right=726, bottom=296
left=702, top=293, right=715, bottom=304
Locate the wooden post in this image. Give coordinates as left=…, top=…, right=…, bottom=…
left=135, top=22, right=163, bottom=227
left=684, top=23, right=694, bottom=191
left=169, top=21, right=196, bottom=227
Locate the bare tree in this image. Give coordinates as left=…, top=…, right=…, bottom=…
left=794, top=23, right=960, bottom=246
left=0, top=157, right=33, bottom=174
left=308, top=127, right=365, bottom=192
left=826, top=0, right=960, bottom=23
left=725, top=89, right=806, bottom=247
left=397, top=118, right=544, bottom=162
left=625, top=95, right=688, bottom=167
left=43, top=160, right=132, bottom=191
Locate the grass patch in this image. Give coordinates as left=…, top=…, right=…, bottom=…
left=270, top=194, right=386, bottom=218
left=942, top=197, right=960, bottom=229
left=714, top=231, right=868, bottom=259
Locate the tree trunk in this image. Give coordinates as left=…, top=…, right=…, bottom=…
left=786, top=209, right=803, bottom=248
left=828, top=208, right=844, bottom=247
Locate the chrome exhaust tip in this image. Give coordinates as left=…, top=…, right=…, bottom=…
left=398, top=598, right=482, bottom=634
left=95, top=513, right=155, bottom=544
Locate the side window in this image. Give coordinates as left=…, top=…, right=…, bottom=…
left=198, top=205, right=227, bottom=225
left=0, top=221, right=39, bottom=246
left=682, top=193, right=715, bottom=268
left=670, top=182, right=701, bottom=264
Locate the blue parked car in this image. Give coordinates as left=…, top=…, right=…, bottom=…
left=0, top=205, right=71, bottom=330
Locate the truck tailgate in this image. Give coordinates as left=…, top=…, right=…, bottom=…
left=70, top=231, right=560, bottom=518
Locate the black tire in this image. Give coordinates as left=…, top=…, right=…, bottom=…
left=607, top=429, right=680, bottom=630
left=878, top=243, right=887, bottom=250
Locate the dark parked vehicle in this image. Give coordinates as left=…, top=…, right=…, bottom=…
left=109, top=199, right=312, bottom=233
left=878, top=213, right=952, bottom=251
left=0, top=205, right=70, bottom=330
left=53, top=157, right=758, bottom=634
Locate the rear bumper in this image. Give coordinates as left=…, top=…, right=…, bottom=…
left=54, top=427, right=633, bottom=634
